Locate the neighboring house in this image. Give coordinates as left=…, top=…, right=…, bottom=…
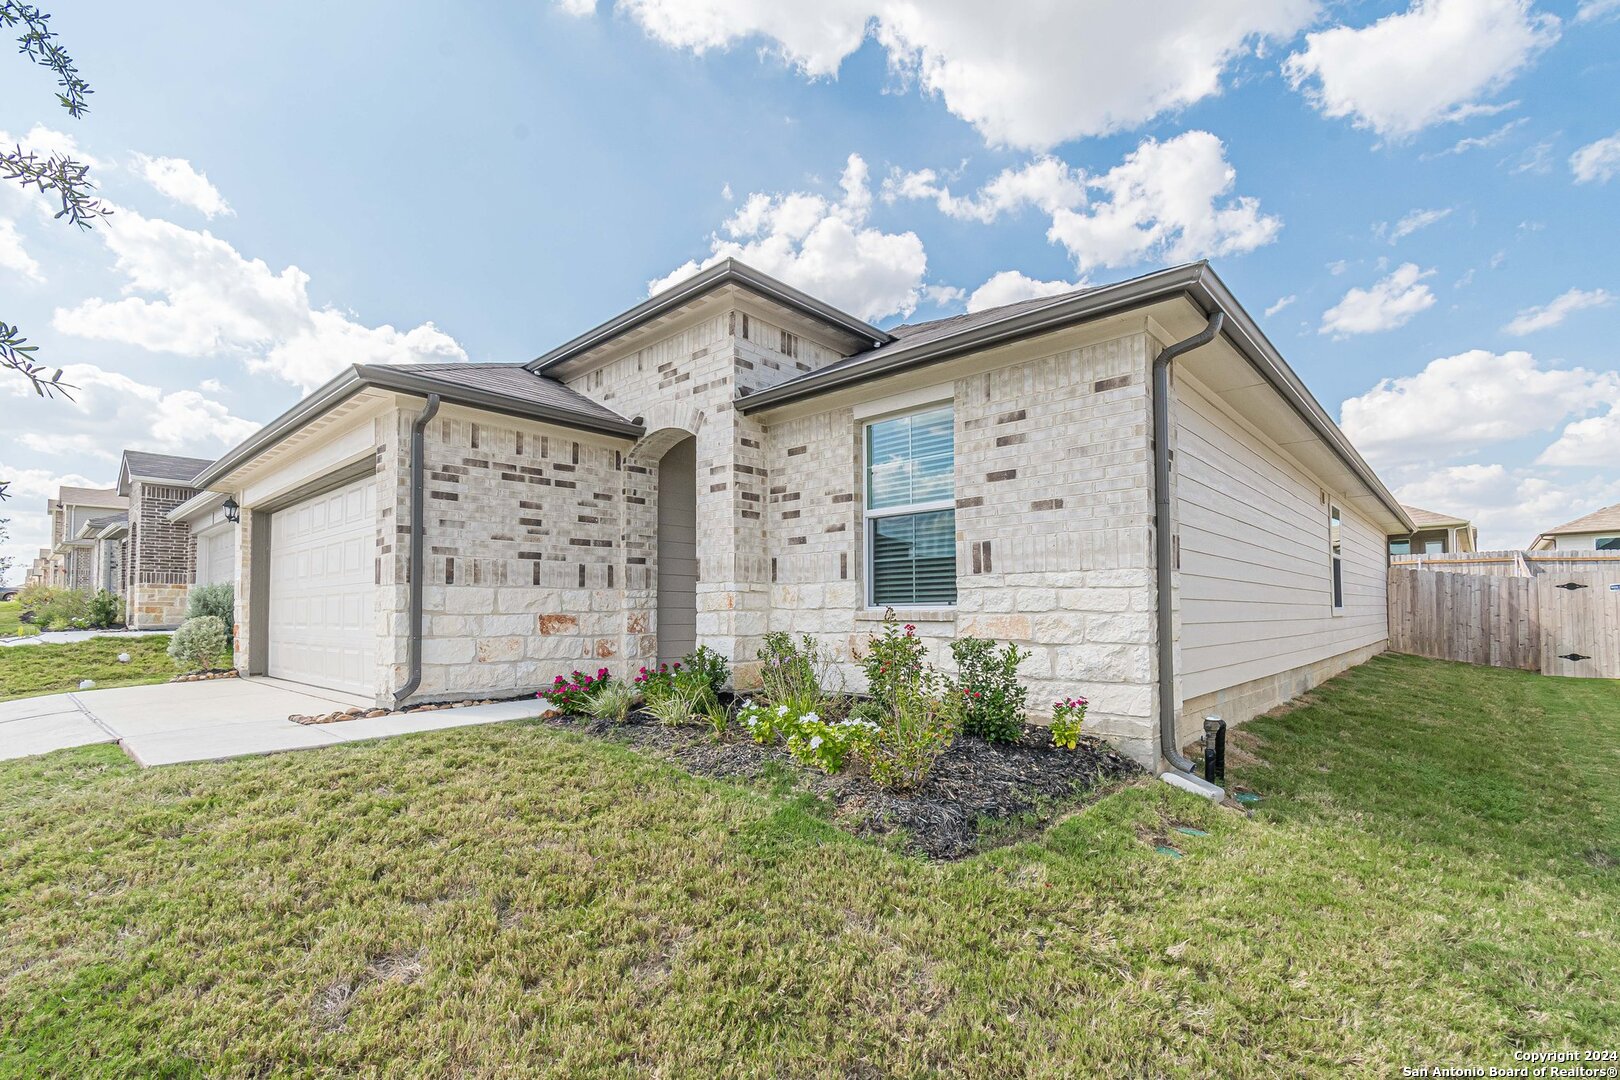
left=50, top=487, right=128, bottom=593
left=181, top=260, right=1410, bottom=769
left=1529, top=504, right=1620, bottom=552
left=74, top=512, right=129, bottom=596
left=1389, top=504, right=1477, bottom=556
left=23, top=548, right=52, bottom=588
left=114, top=450, right=216, bottom=629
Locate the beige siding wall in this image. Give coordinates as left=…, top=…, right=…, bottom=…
left=1173, top=373, right=1387, bottom=739
left=1550, top=532, right=1620, bottom=551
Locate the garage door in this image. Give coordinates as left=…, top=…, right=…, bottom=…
left=268, top=477, right=376, bottom=695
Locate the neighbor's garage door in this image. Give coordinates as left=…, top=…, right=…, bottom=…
left=267, top=477, right=376, bottom=695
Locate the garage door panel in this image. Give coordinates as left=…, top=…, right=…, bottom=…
left=268, top=477, right=377, bottom=696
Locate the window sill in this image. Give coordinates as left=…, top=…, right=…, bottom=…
left=856, top=607, right=957, bottom=623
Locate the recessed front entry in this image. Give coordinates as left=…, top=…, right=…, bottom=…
left=656, top=436, right=697, bottom=666
left=266, top=477, right=376, bottom=695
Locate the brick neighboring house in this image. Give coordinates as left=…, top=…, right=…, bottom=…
left=74, top=512, right=129, bottom=595
left=115, top=451, right=215, bottom=629
left=49, top=487, right=128, bottom=593
left=181, top=260, right=1412, bottom=771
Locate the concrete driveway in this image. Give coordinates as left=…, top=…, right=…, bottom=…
left=0, top=678, right=546, bottom=766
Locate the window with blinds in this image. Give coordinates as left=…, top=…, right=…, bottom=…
left=865, top=405, right=956, bottom=606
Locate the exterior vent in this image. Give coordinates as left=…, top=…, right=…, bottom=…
left=1556, top=581, right=1589, bottom=590
left=1560, top=653, right=1591, bottom=662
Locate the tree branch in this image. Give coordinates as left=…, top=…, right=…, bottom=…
left=1, top=2, right=92, bottom=117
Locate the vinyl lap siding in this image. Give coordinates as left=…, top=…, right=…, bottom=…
left=1175, top=376, right=1387, bottom=700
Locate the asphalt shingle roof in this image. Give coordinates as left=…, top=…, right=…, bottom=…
left=1541, top=503, right=1620, bottom=536
left=123, top=451, right=214, bottom=484
left=1399, top=504, right=1470, bottom=529
left=389, top=363, right=635, bottom=428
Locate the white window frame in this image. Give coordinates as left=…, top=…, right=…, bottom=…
left=861, top=402, right=956, bottom=611
left=1329, top=504, right=1344, bottom=614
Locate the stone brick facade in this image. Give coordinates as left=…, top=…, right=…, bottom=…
left=126, top=481, right=197, bottom=628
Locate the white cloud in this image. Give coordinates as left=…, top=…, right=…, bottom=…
left=965, top=271, right=1079, bottom=313
left=1046, top=132, right=1281, bottom=273
left=1576, top=0, right=1620, bottom=21
left=1502, top=288, right=1615, bottom=335
left=885, top=157, right=1086, bottom=223
left=649, top=153, right=928, bottom=322
left=4, top=363, right=260, bottom=463
left=1425, top=117, right=1529, bottom=157
left=577, top=0, right=1317, bottom=150
left=1570, top=132, right=1620, bottom=184
left=1340, top=349, right=1618, bottom=463
left=1284, top=0, right=1558, bottom=138
left=555, top=0, right=597, bottom=14
left=1539, top=410, right=1620, bottom=466
left=1380, top=207, right=1452, bottom=243
left=1319, top=263, right=1436, bottom=336
left=0, top=123, right=104, bottom=170
left=133, top=154, right=233, bottom=218
left=0, top=217, right=42, bottom=281
left=1394, top=464, right=1620, bottom=550
left=1264, top=294, right=1296, bottom=317
left=51, top=208, right=466, bottom=392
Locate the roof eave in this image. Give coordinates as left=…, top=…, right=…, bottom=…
left=525, top=259, right=894, bottom=374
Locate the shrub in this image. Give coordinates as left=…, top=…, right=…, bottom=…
left=168, top=615, right=227, bottom=673
left=1049, top=696, right=1089, bottom=750
left=757, top=632, right=830, bottom=714
left=87, top=589, right=123, bottom=630
left=29, top=588, right=90, bottom=630
left=634, top=662, right=677, bottom=701
left=950, top=637, right=1030, bottom=743
left=858, top=611, right=928, bottom=704
left=680, top=644, right=729, bottom=703
left=860, top=678, right=960, bottom=791
left=547, top=667, right=614, bottom=716
left=187, top=583, right=234, bottom=642
left=583, top=678, right=634, bottom=724
left=738, top=698, right=794, bottom=745
left=786, top=710, right=881, bottom=775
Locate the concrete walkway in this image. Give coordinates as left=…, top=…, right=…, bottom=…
left=0, top=628, right=173, bottom=648
left=0, top=677, right=547, bottom=766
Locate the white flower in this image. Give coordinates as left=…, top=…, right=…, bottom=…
left=808, top=735, right=823, bottom=750
left=776, top=704, right=790, bottom=717
left=801, top=712, right=819, bottom=725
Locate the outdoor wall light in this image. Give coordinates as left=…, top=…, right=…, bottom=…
left=223, top=496, right=240, bottom=525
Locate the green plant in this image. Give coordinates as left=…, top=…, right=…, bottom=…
left=757, top=631, right=830, bottom=714
left=680, top=644, right=729, bottom=703
left=701, top=698, right=730, bottom=739
left=168, top=616, right=227, bottom=673
left=186, top=583, right=233, bottom=642
left=86, top=589, right=121, bottom=629
left=858, top=611, right=928, bottom=705
left=583, top=678, right=634, bottom=725
left=644, top=677, right=704, bottom=727
left=950, top=636, right=1029, bottom=743
left=738, top=698, right=795, bottom=744
left=785, top=709, right=881, bottom=775
left=546, top=667, right=614, bottom=716
left=859, top=675, right=960, bottom=791
left=1049, top=696, right=1088, bottom=750
left=25, top=586, right=88, bottom=630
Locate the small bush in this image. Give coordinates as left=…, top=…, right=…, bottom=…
left=644, top=676, right=704, bottom=727
left=758, top=632, right=830, bottom=714
left=29, top=588, right=90, bottom=630
left=547, top=667, right=614, bottom=716
left=1049, top=696, right=1089, bottom=750
left=168, top=616, right=227, bottom=673
left=680, top=644, right=729, bottom=703
left=583, top=678, right=634, bottom=725
left=858, top=611, right=928, bottom=704
left=860, top=679, right=960, bottom=791
left=950, top=637, right=1030, bottom=743
left=87, top=589, right=123, bottom=630
left=738, top=699, right=793, bottom=745
left=785, top=709, right=880, bottom=775
left=187, top=583, right=234, bottom=642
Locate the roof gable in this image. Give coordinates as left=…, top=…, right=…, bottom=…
left=1542, top=503, right=1620, bottom=536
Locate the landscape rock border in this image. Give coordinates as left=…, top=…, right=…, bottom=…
left=170, top=669, right=241, bottom=683
left=290, top=696, right=517, bottom=726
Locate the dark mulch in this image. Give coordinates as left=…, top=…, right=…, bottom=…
left=543, top=707, right=1143, bottom=859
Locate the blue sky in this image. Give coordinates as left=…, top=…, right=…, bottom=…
left=3, top=0, right=1619, bottom=579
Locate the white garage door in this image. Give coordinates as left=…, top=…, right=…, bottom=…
left=268, top=477, right=376, bottom=695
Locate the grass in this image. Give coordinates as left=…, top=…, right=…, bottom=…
left=0, top=636, right=185, bottom=701
left=0, top=653, right=1616, bottom=1076
left=0, top=599, right=39, bottom=638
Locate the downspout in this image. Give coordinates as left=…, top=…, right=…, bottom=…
left=1152, top=312, right=1224, bottom=773
left=393, top=393, right=441, bottom=707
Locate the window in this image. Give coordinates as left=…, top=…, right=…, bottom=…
left=1424, top=539, right=1444, bottom=554
left=865, top=405, right=956, bottom=606
left=1598, top=537, right=1620, bottom=551
left=1329, top=506, right=1343, bottom=611
left=1389, top=538, right=1411, bottom=556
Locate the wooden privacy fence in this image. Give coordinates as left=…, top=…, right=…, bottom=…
left=1389, top=567, right=1620, bottom=678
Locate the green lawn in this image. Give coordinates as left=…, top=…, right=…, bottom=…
left=0, top=636, right=183, bottom=701
left=0, top=598, right=38, bottom=638
left=1, top=654, right=1615, bottom=1076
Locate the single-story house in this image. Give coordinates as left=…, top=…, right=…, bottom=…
left=114, top=450, right=216, bottom=628
left=1529, top=504, right=1620, bottom=552
left=182, top=260, right=1410, bottom=770
left=1389, top=504, right=1477, bottom=556
left=74, top=512, right=129, bottom=596
left=49, top=487, right=127, bottom=593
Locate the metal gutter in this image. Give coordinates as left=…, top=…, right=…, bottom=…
left=189, top=364, right=643, bottom=493
left=525, top=258, right=894, bottom=374
left=737, top=262, right=1413, bottom=533
left=393, top=393, right=441, bottom=707
left=1152, top=312, right=1225, bottom=775
left=166, top=488, right=229, bottom=525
